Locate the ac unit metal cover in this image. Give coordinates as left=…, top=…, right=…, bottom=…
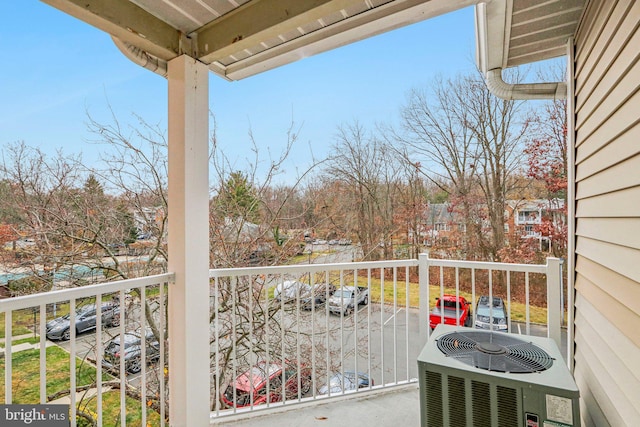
left=418, top=324, right=580, bottom=427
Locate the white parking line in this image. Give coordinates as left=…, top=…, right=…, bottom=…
left=517, top=323, right=522, bottom=334
left=384, top=308, right=404, bottom=325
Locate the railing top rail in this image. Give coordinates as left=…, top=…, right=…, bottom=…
left=209, top=259, right=419, bottom=278
left=423, top=257, right=550, bottom=274
left=0, top=272, right=174, bottom=312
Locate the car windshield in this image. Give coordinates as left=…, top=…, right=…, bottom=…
left=236, top=363, right=281, bottom=391
left=476, top=306, right=505, bottom=318
left=334, top=290, right=352, bottom=299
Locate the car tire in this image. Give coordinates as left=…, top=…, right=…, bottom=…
left=128, top=357, right=142, bottom=374
left=345, top=307, right=353, bottom=316
left=363, top=296, right=369, bottom=305
left=62, top=328, right=71, bottom=341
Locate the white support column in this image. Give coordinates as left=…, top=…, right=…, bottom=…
left=167, top=55, right=210, bottom=427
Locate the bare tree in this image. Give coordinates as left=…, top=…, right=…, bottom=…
left=392, top=72, right=530, bottom=260
left=323, top=121, right=404, bottom=260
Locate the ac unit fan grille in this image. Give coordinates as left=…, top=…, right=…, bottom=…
left=436, top=331, right=554, bottom=373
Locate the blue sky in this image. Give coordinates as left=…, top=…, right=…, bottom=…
left=1, top=3, right=479, bottom=183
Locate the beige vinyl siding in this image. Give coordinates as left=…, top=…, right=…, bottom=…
left=574, top=260, right=640, bottom=345
left=574, top=0, right=639, bottom=112
left=575, top=122, right=640, bottom=180
left=575, top=186, right=640, bottom=217
left=576, top=218, right=640, bottom=253
left=573, top=0, right=640, bottom=425
left=576, top=154, right=640, bottom=199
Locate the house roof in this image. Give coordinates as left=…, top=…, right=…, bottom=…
left=42, top=0, right=586, bottom=81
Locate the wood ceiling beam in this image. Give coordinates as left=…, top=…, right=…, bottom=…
left=196, top=0, right=354, bottom=64
left=42, top=0, right=181, bottom=60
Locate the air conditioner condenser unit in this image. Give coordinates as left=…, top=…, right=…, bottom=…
left=418, top=324, right=580, bottom=427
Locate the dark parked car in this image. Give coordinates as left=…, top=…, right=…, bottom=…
left=102, top=331, right=160, bottom=374
left=319, top=371, right=373, bottom=394
left=301, top=283, right=336, bottom=309
left=474, top=296, right=509, bottom=332
left=46, top=302, right=120, bottom=341
left=221, top=361, right=312, bottom=408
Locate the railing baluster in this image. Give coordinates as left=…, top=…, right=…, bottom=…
left=96, top=294, right=103, bottom=427
left=310, top=271, right=315, bottom=399
left=118, top=289, right=125, bottom=427
left=471, top=268, right=476, bottom=325
left=264, top=274, right=271, bottom=408
left=39, top=303, right=46, bottom=405
left=379, top=267, right=384, bottom=386
left=5, top=309, right=12, bottom=404
left=526, top=272, right=531, bottom=335
left=339, top=269, right=344, bottom=393
left=405, top=266, right=409, bottom=381
left=354, top=268, right=359, bottom=390
left=367, top=268, right=372, bottom=390
left=439, top=265, right=444, bottom=326
left=160, top=280, right=166, bottom=427
left=279, top=273, right=286, bottom=402
left=140, top=286, right=146, bottom=427
left=324, top=270, right=330, bottom=397
left=455, top=267, right=460, bottom=326
left=296, top=272, right=301, bottom=402
left=392, top=267, right=397, bottom=384
left=69, top=299, right=77, bottom=427
left=506, top=271, right=512, bottom=333
left=488, top=270, right=493, bottom=332
left=248, top=274, right=255, bottom=408
left=214, top=276, right=220, bottom=415
left=231, top=276, right=238, bottom=412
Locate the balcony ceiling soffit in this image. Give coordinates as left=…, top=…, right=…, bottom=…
left=42, top=0, right=586, bottom=80
left=480, top=0, right=586, bottom=72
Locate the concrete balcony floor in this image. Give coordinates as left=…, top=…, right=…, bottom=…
left=211, top=383, right=420, bottom=427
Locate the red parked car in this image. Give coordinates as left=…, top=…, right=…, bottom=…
left=429, top=294, right=472, bottom=330
left=221, top=361, right=312, bottom=408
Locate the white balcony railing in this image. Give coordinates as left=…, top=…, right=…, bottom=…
left=0, top=273, right=173, bottom=427
left=0, top=256, right=568, bottom=426
left=209, top=255, right=567, bottom=422
left=209, top=259, right=421, bottom=420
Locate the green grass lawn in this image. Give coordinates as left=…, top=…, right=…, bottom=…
left=0, top=346, right=162, bottom=427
